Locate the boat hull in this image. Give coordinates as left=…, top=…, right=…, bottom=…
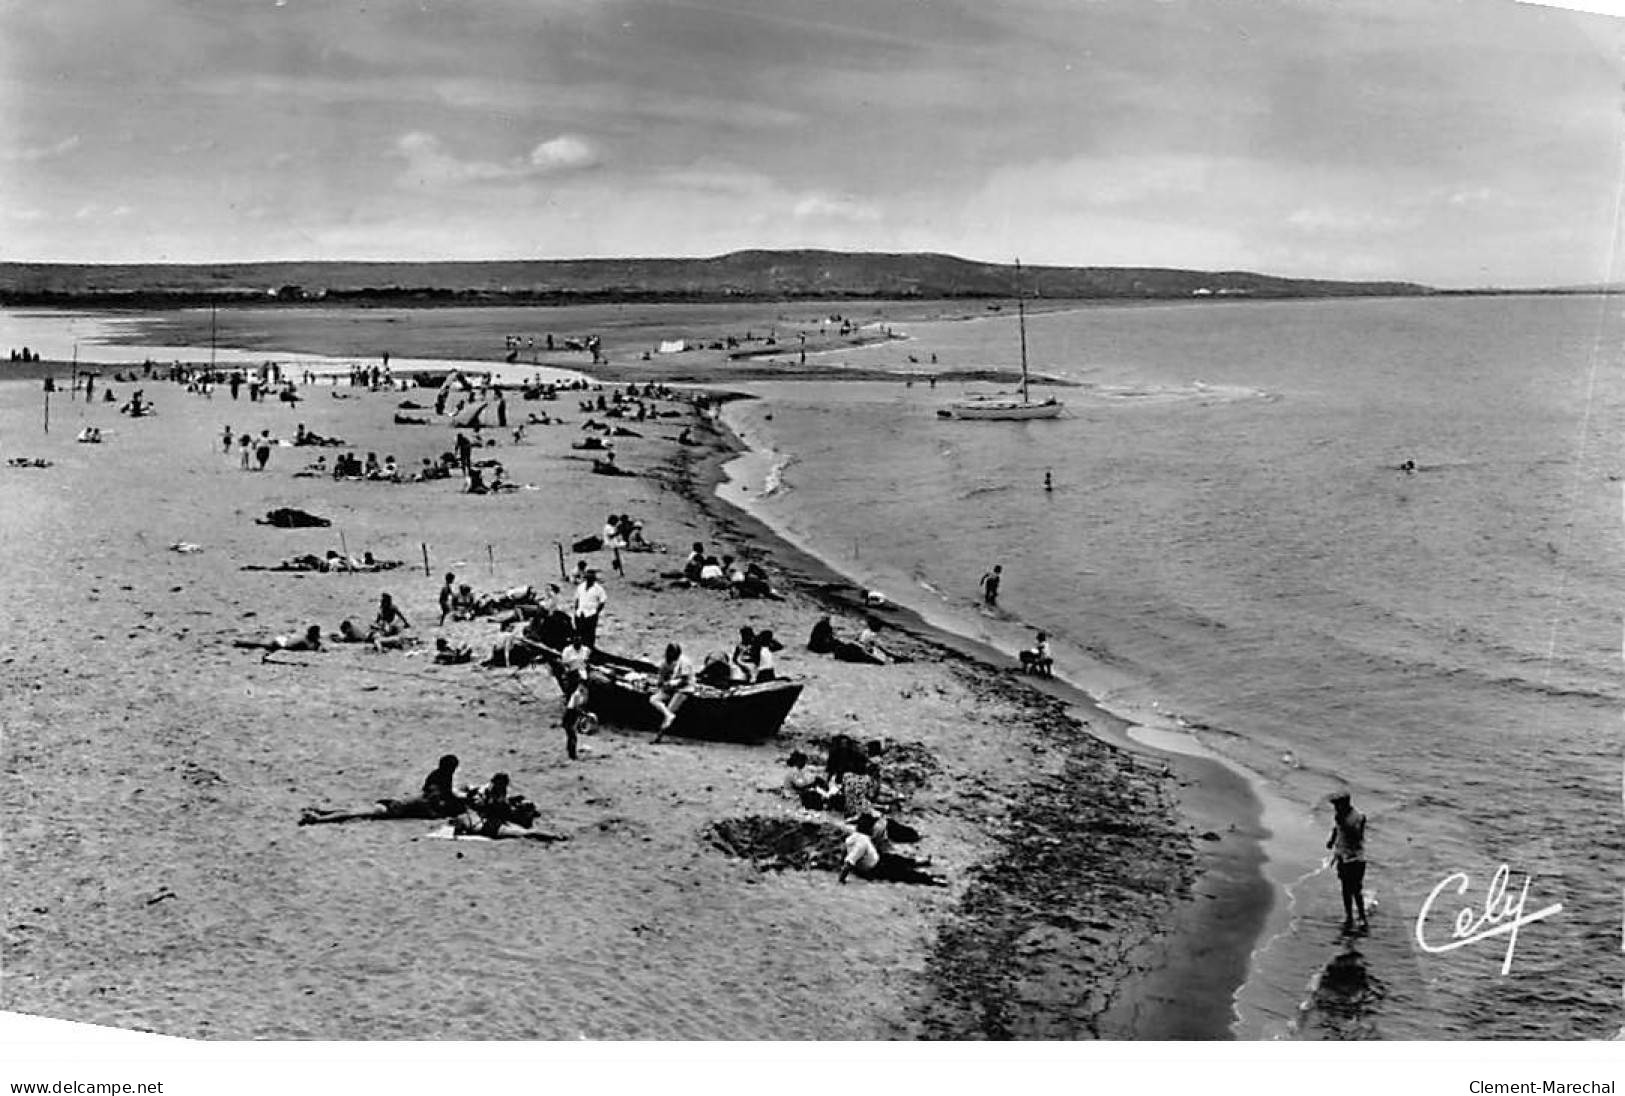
left=538, top=646, right=802, bottom=743
left=944, top=398, right=1064, bottom=420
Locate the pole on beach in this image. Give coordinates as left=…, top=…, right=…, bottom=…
left=555, top=542, right=566, bottom=581
left=487, top=544, right=495, bottom=577
left=339, top=530, right=349, bottom=561
left=421, top=542, right=431, bottom=578
left=42, top=382, right=50, bottom=434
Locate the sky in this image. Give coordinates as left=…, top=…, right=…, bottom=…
left=2, top=0, right=1624, bottom=286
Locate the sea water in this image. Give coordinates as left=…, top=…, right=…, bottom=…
left=716, top=295, right=1625, bottom=1039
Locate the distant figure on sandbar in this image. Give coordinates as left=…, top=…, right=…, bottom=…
left=1400, top=459, right=1416, bottom=475
left=1043, top=470, right=1053, bottom=492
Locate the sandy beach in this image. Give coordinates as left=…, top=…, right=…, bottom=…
left=1, top=343, right=1267, bottom=1040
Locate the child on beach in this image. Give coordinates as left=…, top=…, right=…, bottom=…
left=1020, top=631, right=1053, bottom=676
left=1327, top=792, right=1369, bottom=931
left=979, top=564, right=1002, bottom=607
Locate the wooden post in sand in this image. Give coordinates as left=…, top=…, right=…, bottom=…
left=41, top=381, right=50, bottom=434
left=339, top=530, right=349, bottom=561
left=421, top=542, right=431, bottom=578
left=487, top=544, right=495, bottom=577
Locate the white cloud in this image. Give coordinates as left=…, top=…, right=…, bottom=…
left=8, top=135, right=80, bottom=163
left=792, top=193, right=881, bottom=222
left=528, top=135, right=599, bottom=172
left=394, top=131, right=601, bottom=189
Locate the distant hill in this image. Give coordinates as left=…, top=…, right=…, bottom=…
left=0, top=250, right=1434, bottom=306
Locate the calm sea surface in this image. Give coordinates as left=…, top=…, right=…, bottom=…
left=5, top=297, right=1621, bottom=1039
left=716, top=295, right=1625, bottom=1039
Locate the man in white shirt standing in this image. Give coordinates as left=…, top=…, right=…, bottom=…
left=573, top=569, right=607, bottom=648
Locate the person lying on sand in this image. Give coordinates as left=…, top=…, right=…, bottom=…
left=7, top=457, right=52, bottom=468
left=332, top=620, right=370, bottom=644
left=75, top=426, right=103, bottom=444
left=433, top=638, right=473, bottom=665
left=299, top=754, right=466, bottom=825
left=233, top=624, right=322, bottom=662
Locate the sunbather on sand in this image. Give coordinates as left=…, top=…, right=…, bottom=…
left=233, top=624, right=322, bottom=662
left=299, top=754, right=466, bottom=825
left=433, top=638, right=473, bottom=664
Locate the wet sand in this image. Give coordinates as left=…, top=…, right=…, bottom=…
left=1, top=350, right=1268, bottom=1039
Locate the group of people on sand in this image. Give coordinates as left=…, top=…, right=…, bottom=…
left=696, top=626, right=783, bottom=688
left=676, top=542, right=780, bottom=600
left=246, top=550, right=402, bottom=574
left=302, top=751, right=555, bottom=839
left=239, top=593, right=415, bottom=659
left=807, top=615, right=894, bottom=665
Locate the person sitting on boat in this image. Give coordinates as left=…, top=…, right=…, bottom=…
left=1019, top=631, right=1053, bottom=677
left=233, top=624, right=323, bottom=662
left=650, top=642, right=696, bottom=743
left=299, top=754, right=466, bottom=825
left=731, top=626, right=759, bottom=681
left=751, top=630, right=780, bottom=682
left=697, top=651, right=737, bottom=688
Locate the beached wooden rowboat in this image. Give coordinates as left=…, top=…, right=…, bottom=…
left=538, top=645, right=803, bottom=743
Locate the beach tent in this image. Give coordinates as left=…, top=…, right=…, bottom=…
left=450, top=400, right=496, bottom=429
left=657, top=340, right=687, bottom=354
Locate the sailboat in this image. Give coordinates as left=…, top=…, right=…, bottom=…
left=942, top=260, right=1064, bottom=420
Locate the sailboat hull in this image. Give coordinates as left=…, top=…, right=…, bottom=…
left=944, top=398, right=1064, bottom=420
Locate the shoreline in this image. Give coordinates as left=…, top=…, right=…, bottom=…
left=671, top=394, right=1275, bottom=1038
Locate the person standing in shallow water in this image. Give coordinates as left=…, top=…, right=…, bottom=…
left=1327, top=791, right=1369, bottom=931
left=979, top=563, right=1002, bottom=607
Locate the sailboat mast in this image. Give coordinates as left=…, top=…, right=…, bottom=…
left=1015, top=259, right=1030, bottom=403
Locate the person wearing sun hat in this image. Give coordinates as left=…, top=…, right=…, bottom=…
left=1326, top=790, right=1369, bottom=931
